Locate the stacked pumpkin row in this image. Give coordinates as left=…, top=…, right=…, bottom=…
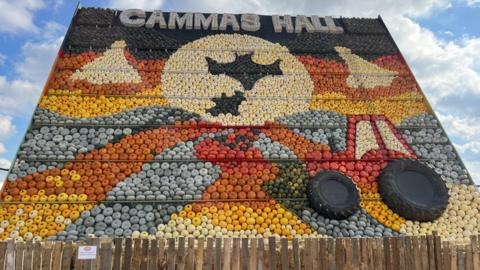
left=63, top=26, right=397, bottom=56
left=0, top=116, right=372, bottom=241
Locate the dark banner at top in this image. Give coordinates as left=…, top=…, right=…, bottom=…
left=119, top=9, right=344, bottom=33
left=64, top=8, right=393, bottom=60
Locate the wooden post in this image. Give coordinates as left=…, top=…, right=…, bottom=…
left=61, top=241, right=74, bottom=270
left=112, top=238, right=123, bottom=270
left=5, top=240, right=14, bottom=270
left=195, top=238, right=204, bottom=270
left=166, top=238, right=176, bottom=270
left=374, top=238, right=385, bottom=270
left=383, top=237, right=392, bottom=270
left=412, top=236, right=422, bottom=270
left=280, top=238, right=289, bottom=270
left=51, top=241, right=64, bottom=270
left=433, top=232, right=443, bottom=270
left=318, top=238, right=328, bottom=270
left=32, top=241, right=42, bottom=270
left=99, top=241, right=114, bottom=270
left=420, top=236, right=429, bottom=270
left=258, top=238, right=265, bottom=270
left=177, top=237, right=186, bottom=270
left=231, top=238, right=240, bottom=270
left=132, top=239, right=142, bottom=270
left=335, top=238, right=345, bottom=270
left=158, top=238, right=166, bottom=270
left=396, top=237, right=406, bottom=270
left=123, top=238, right=133, bottom=270
left=426, top=235, right=436, bottom=270
left=23, top=240, right=34, bottom=270
left=464, top=240, right=473, bottom=270
left=344, top=238, right=353, bottom=270
left=351, top=238, right=360, bottom=269
left=328, top=238, right=336, bottom=270
left=457, top=245, right=465, bottom=270
left=471, top=235, right=480, bottom=270
left=205, top=238, right=215, bottom=270
left=404, top=236, right=414, bottom=270
left=148, top=238, right=159, bottom=270
left=450, top=244, right=458, bottom=270
left=185, top=238, right=195, bottom=270
left=240, top=238, right=248, bottom=270
left=214, top=238, right=222, bottom=270
left=42, top=241, right=54, bottom=270
left=441, top=241, right=450, bottom=270
left=222, top=238, right=232, bottom=270
left=303, top=238, right=311, bottom=270
left=248, top=238, right=258, bottom=270
left=0, top=241, right=7, bottom=270
left=14, top=241, right=25, bottom=270
left=268, top=237, right=276, bottom=270
left=292, top=238, right=300, bottom=270
left=140, top=239, right=149, bottom=270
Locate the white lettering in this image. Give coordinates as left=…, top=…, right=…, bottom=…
left=219, top=14, right=240, bottom=31
left=145, top=10, right=167, bottom=29
left=294, top=15, right=315, bottom=33
left=168, top=12, right=194, bottom=30
left=272, top=15, right=294, bottom=33
left=311, top=16, right=329, bottom=32
left=241, top=14, right=260, bottom=32
left=120, top=9, right=146, bottom=28
left=194, top=13, right=218, bottom=30
left=325, top=16, right=344, bottom=33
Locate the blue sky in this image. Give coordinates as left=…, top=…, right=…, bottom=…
left=0, top=0, right=479, bottom=184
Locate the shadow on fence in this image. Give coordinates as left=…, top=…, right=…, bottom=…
left=0, top=234, right=479, bottom=270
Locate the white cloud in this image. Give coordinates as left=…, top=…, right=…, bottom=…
left=0, top=0, right=45, bottom=33
left=0, top=143, right=6, bottom=154
left=0, top=21, right=63, bottom=116
left=52, top=0, right=63, bottom=9
left=463, top=0, right=480, bottom=7
left=455, top=141, right=480, bottom=155
left=385, top=16, right=480, bottom=106
left=15, top=36, right=63, bottom=84
left=156, top=0, right=451, bottom=17
left=0, top=76, right=41, bottom=116
left=0, top=158, right=11, bottom=170
left=108, top=0, right=166, bottom=9
left=464, top=161, right=480, bottom=185
left=443, top=31, right=454, bottom=37
left=41, top=21, right=64, bottom=40
left=0, top=114, right=16, bottom=138
left=437, top=113, right=480, bottom=141
left=0, top=158, right=9, bottom=184
left=0, top=54, right=5, bottom=66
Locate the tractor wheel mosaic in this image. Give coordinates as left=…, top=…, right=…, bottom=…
left=1, top=8, right=479, bottom=244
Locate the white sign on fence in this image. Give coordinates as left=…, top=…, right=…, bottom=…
left=77, top=246, right=97, bottom=260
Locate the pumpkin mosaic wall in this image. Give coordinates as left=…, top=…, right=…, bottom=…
left=0, top=8, right=478, bottom=244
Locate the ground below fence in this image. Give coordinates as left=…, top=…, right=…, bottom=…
left=0, top=235, right=479, bottom=270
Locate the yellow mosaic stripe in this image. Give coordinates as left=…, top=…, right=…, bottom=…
left=310, top=92, right=430, bottom=124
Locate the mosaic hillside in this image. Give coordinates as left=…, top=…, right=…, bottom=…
left=1, top=8, right=478, bottom=244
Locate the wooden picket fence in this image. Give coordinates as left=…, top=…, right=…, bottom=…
left=0, top=234, right=479, bottom=270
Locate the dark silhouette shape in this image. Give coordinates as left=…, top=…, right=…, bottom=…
left=205, top=53, right=283, bottom=91
left=206, top=91, right=246, bottom=116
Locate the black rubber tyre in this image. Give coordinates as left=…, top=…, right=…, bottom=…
left=307, top=171, right=360, bottom=219
left=379, top=159, right=449, bottom=222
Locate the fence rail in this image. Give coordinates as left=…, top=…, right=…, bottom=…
left=0, top=234, right=479, bottom=270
